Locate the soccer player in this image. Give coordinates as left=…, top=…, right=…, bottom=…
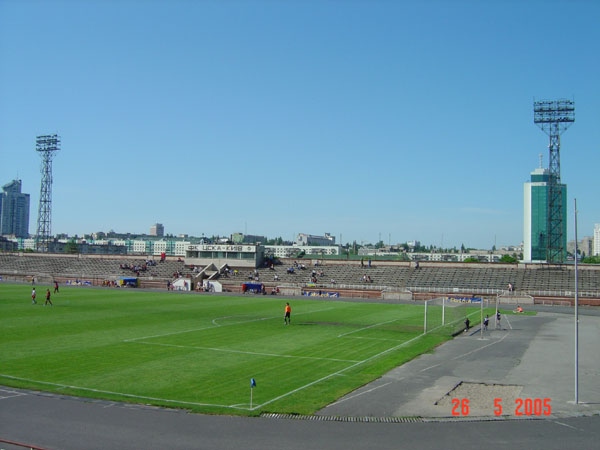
left=45, top=288, right=53, bottom=306
left=284, top=302, right=291, bottom=325
left=31, top=287, right=37, bottom=304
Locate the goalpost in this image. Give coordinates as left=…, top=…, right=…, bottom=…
left=423, top=296, right=485, bottom=336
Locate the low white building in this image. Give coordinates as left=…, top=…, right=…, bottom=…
left=265, top=245, right=340, bottom=258
left=295, top=233, right=335, bottom=246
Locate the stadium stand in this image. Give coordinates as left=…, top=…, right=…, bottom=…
left=1, top=254, right=599, bottom=305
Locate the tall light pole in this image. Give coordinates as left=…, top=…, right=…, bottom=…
left=533, top=99, right=574, bottom=263
left=574, top=198, right=579, bottom=404
left=35, top=134, right=60, bottom=253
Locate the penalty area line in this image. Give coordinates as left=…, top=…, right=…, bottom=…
left=211, top=306, right=335, bottom=327
left=130, top=341, right=361, bottom=363
left=252, top=331, right=430, bottom=411
left=337, top=318, right=404, bottom=338
left=125, top=306, right=336, bottom=342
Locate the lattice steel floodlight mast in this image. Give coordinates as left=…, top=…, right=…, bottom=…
left=533, top=99, right=574, bottom=263
left=35, top=134, right=61, bottom=252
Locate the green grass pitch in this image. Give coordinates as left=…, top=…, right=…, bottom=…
left=0, top=284, right=482, bottom=416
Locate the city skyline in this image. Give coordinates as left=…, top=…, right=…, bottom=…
left=1, top=1, right=598, bottom=249
left=3, top=204, right=594, bottom=254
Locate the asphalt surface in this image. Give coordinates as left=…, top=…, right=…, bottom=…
left=318, top=309, right=600, bottom=419
left=1, top=307, right=599, bottom=450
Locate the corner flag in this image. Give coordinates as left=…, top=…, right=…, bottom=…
left=250, top=378, right=257, bottom=409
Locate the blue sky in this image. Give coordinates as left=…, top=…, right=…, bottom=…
left=1, top=0, right=598, bottom=249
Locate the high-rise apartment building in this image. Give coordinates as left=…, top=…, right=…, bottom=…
left=580, top=236, right=594, bottom=258
left=594, top=224, right=600, bottom=257
left=0, top=179, right=30, bottom=238
left=150, top=223, right=164, bottom=237
left=523, top=167, right=567, bottom=262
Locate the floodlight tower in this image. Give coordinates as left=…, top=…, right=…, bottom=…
left=35, top=134, right=61, bottom=252
left=533, top=99, right=574, bottom=263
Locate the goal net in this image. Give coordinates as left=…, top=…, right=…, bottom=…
left=423, top=296, right=482, bottom=336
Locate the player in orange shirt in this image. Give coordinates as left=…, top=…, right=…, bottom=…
left=284, top=302, right=291, bottom=325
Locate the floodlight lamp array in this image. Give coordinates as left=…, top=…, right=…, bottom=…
left=533, top=99, right=575, bottom=133
left=36, top=134, right=61, bottom=153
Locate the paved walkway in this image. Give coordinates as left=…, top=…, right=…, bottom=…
left=318, top=310, right=600, bottom=419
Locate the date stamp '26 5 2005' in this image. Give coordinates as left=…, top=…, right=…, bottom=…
left=451, top=397, right=552, bottom=417
left=436, top=382, right=552, bottom=417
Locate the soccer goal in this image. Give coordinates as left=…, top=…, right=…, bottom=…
left=423, top=296, right=483, bottom=336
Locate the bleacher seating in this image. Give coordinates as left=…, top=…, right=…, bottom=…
left=1, top=254, right=599, bottom=300
left=0, top=254, right=187, bottom=283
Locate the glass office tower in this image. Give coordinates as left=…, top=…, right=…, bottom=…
left=0, top=179, right=31, bottom=238
left=523, top=167, right=567, bottom=262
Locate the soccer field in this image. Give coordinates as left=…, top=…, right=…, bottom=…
left=0, top=284, right=482, bottom=415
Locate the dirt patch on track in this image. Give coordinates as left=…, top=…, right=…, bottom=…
left=436, top=382, right=523, bottom=415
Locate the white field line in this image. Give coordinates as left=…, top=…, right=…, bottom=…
left=123, top=318, right=268, bottom=342
left=337, top=318, right=403, bottom=338
left=132, top=341, right=361, bottom=363
left=252, top=331, right=432, bottom=411
left=0, top=373, right=247, bottom=410
left=2, top=307, right=346, bottom=411
left=211, top=314, right=276, bottom=327
left=124, top=306, right=335, bottom=343
left=4, top=308, right=449, bottom=411
left=0, top=388, right=26, bottom=400
left=250, top=317, right=465, bottom=410
left=341, top=336, right=407, bottom=342
left=332, top=313, right=515, bottom=406
left=337, top=317, right=419, bottom=342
